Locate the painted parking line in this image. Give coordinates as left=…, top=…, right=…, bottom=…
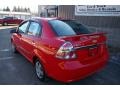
left=0, top=57, right=14, bottom=60
left=0, top=49, right=10, bottom=52
left=110, top=59, right=120, bottom=66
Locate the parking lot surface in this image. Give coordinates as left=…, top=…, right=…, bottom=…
left=0, top=28, right=120, bottom=85
left=0, top=25, right=17, bottom=30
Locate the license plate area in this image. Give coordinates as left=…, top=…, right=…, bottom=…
left=88, top=45, right=98, bottom=56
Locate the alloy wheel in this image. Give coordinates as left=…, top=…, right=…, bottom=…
left=35, top=60, right=45, bottom=80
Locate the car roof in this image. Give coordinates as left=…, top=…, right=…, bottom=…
left=31, top=17, right=57, bottom=21
left=31, top=17, right=75, bottom=21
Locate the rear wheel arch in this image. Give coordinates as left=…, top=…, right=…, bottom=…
left=32, top=49, right=47, bottom=65
left=32, top=55, right=39, bottom=65
left=32, top=54, right=46, bottom=67
left=32, top=54, right=48, bottom=81
left=32, top=50, right=48, bottom=75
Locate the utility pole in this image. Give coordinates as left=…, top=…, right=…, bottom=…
left=45, top=8, right=48, bottom=17
left=56, top=6, right=58, bottom=17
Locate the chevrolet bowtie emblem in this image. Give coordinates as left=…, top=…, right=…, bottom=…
left=92, top=40, right=97, bottom=43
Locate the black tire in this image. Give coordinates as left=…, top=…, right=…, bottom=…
left=35, top=60, right=46, bottom=81
left=11, top=43, right=18, bottom=53
left=2, top=22, right=8, bottom=26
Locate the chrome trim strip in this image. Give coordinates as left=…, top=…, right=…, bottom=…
left=74, top=42, right=105, bottom=50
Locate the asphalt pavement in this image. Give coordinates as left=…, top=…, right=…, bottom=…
left=0, top=28, right=120, bottom=85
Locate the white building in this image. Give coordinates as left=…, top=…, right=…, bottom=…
left=38, top=5, right=58, bottom=17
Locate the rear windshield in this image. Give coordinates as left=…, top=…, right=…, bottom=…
left=49, top=20, right=91, bottom=36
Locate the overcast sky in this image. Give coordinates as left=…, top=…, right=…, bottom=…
left=0, top=0, right=119, bottom=13
left=0, top=0, right=41, bottom=13
left=0, top=0, right=60, bottom=13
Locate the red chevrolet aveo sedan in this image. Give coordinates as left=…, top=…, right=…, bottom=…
left=10, top=17, right=109, bottom=83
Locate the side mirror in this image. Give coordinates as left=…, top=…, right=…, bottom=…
left=10, top=28, right=17, bottom=33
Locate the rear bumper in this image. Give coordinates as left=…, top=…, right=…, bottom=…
left=47, top=52, right=109, bottom=83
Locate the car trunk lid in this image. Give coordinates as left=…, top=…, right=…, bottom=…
left=59, top=32, right=107, bottom=62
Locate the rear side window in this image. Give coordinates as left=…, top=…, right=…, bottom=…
left=27, top=22, right=41, bottom=36
left=63, top=20, right=91, bottom=34
left=49, top=20, right=76, bottom=36
left=49, top=20, right=90, bottom=36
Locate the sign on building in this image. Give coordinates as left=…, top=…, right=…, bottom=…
left=75, top=5, right=120, bottom=16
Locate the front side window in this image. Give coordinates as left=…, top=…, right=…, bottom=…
left=27, top=22, right=41, bottom=36
left=49, top=20, right=90, bottom=36
left=18, top=21, right=29, bottom=33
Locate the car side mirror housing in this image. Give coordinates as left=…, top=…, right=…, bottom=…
left=10, top=29, right=17, bottom=33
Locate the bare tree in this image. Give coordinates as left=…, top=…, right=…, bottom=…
left=6, top=6, right=10, bottom=11
left=17, top=6, right=20, bottom=12
left=3, top=8, right=6, bottom=11
left=3, top=6, right=10, bottom=11
left=27, top=8, right=31, bottom=13
left=13, top=6, right=17, bottom=12
left=24, top=7, right=27, bottom=12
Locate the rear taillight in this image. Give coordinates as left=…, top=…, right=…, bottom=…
left=56, top=42, right=76, bottom=59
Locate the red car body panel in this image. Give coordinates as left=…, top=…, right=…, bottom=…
left=11, top=18, right=109, bottom=83
left=0, top=19, right=3, bottom=24
left=4, top=19, right=23, bottom=24
left=1, top=17, right=23, bottom=25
